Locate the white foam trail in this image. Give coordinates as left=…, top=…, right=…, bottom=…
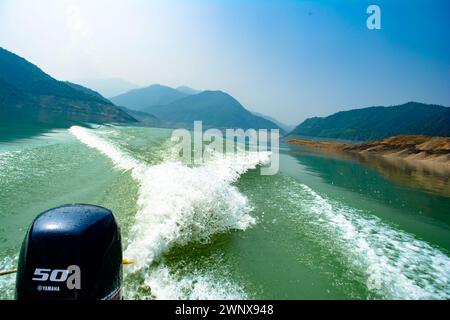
left=69, top=126, right=268, bottom=273
left=297, top=184, right=450, bottom=299
left=125, top=155, right=265, bottom=272
left=142, top=265, right=248, bottom=300
left=69, top=126, right=140, bottom=172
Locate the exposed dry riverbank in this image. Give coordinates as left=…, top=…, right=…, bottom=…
left=287, top=135, right=450, bottom=195
left=287, top=135, right=450, bottom=164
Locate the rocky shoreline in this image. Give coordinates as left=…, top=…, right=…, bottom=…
left=287, top=135, right=450, bottom=164
left=287, top=135, right=450, bottom=195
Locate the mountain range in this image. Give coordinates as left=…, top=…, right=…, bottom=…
left=111, top=84, right=283, bottom=131
left=4, top=47, right=447, bottom=141
left=0, top=48, right=136, bottom=125
left=142, top=90, right=282, bottom=130
left=111, top=84, right=190, bottom=110
left=0, top=48, right=283, bottom=132
left=290, top=102, right=450, bottom=141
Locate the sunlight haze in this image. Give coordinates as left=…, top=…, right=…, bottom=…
left=1, top=0, right=449, bottom=124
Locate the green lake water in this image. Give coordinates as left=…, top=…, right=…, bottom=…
left=0, top=125, right=449, bottom=299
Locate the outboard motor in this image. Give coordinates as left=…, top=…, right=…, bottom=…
left=16, top=204, right=123, bottom=300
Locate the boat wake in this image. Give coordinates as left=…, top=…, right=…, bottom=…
left=285, top=181, right=450, bottom=299
left=69, top=126, right=450, bottom=299
left=69, top=126, right=269, bottom=299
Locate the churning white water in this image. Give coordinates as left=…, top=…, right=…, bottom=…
left=69, top=126, right=270, bottom=299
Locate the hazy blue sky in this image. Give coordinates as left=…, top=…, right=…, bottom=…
left=1, top=0, right=449, bottom=124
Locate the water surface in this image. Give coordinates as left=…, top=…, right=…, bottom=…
left=0, top=125, right=449, bottom=299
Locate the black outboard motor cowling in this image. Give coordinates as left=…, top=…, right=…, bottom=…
left=16, top=204, right=123, bottom=300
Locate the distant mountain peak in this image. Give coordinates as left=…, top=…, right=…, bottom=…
left=110, top=84, right=189, bottom=111
left=198, top=90, right=239, bottom=101
left=147, top=83, right=166, bottom=88
left=140, top=89, right=282, bottom=131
